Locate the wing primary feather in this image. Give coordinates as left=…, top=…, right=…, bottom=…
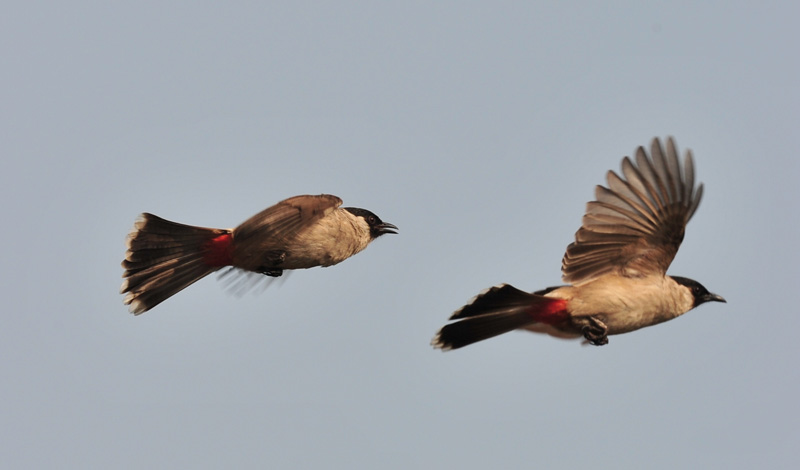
left=649, top=140, right=677, bottom=207
left=598, top=177, right=661, bottom=229
left=665, top=137, right=685, bottom=205
left=583, top=206, right=655, bottom=235
left=620, top=157, right=662, bottom=217
left=635, top=146, right=669, bottom=210
left=689, top=183, right=704, bottom=220
left=683, top=150, right=696, bottom=206
left=562, top=137, right=704, bottom=285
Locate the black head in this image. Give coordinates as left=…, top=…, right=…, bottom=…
left=670, top=276, right=726, bottom=307
left=343, top=207, right=398, bottom=238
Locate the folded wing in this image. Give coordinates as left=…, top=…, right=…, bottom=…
left=233, top=194, right=342, bottom=244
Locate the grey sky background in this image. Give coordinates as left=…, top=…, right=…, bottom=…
left=2, top=1, right=798, bottom=468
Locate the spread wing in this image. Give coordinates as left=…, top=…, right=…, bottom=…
left=561, top=137, right=703, bottom=285
left=232, top=193, right=342, bottom=249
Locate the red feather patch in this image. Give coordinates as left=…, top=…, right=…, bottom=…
left=529, top=298, right=568, bottom=324
left=203, top=233, right=234, bottom=267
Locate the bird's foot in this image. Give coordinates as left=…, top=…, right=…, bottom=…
left=257, top=251, right=286, bottom=277
left=582, top=316, right=609, bottom=346
left=258, top=268, right=283, bottom=277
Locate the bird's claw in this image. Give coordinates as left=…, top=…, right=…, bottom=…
left=257, top=251, right=286, bottom=277
left=582, top=316, right=609, bottom=346
left=258, top=268, right=283, bottom=277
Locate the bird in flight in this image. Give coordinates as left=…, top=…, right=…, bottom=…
left=432, top=137, right=725, bottom=350
left=121, top=194, right=397, bottom=314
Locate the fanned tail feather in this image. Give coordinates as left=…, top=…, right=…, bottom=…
left=431, top=311, right=536, bottom=351
left=120, top=213, right=231, bottom=314
left=431, top=284, right=568, bottom=351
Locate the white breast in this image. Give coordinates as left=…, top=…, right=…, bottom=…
left=283, top=210, right=372, bottom=269
left=548, top=275, right=695, bottom=335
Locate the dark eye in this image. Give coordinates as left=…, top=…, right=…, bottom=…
left=368, top=215, right=376, bottom=224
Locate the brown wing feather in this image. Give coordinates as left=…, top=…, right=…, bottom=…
left=231, top=194, right=342, bottom=266
left=562, top=137, right=703, bottom=285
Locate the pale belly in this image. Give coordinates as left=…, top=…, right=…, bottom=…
left=535, top=275, right=691, bottom=337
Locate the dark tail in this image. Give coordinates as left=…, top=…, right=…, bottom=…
left=431, top=284, right=567, bottom=351
left=120, top=213, right=232, bottom=314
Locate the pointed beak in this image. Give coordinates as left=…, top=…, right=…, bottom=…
left=704, top=293, right=726, bottom=303
left=377, top=222, right=398, bottom=235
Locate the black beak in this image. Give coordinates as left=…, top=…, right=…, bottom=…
left=703, top=293, right=726, bottom=303
left=376, top=222, right=398, bottom=235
